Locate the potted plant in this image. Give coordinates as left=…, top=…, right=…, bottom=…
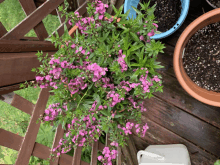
left=124, top=0, right=190, bottom=39
left=174, top=8, right=220, bottom=107
left=24, top=0, right=165, bottom=164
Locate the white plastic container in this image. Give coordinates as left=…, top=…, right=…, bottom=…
left=137, top=144, right=191, bottom=165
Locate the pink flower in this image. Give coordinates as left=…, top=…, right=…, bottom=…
left=68, top=19, right=72, bottom=25
left=99, top=15, right=104, bottom=20
left=71, top=44, right=76, bottom=49
left=98, top=155, right=104, bottom=161
left=147, top=29, right=155, bottom=37
left=110, top=141, right=118, bottom=147
left=152, top=23, right=158, bottom=28
left=44, top=116, right=50, bottom=121
left=139, top=35, right=144, bottom=41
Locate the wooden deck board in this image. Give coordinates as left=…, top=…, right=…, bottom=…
left=131, top=116, right=218, bottom=165
left=135, top=0, right=220, bottom=164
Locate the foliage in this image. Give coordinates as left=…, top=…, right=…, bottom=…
left=215, top=160, right=220, bottom=165
left=23, top=0, right=165, bottom=164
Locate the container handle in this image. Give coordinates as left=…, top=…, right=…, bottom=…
left=137, top=150, right=165, bottom=164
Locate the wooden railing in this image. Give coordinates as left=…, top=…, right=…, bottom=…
left=0, top=0, right=139, bottom=164
left=0, top=90, right=138, bottom=165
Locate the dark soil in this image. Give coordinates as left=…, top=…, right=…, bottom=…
left=183, top=22, right=220, bottom=93
left=208, top=0, right=220, bottom=8
left=137, top=0, right=182, bottom=32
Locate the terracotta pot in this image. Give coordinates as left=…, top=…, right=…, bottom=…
left=173, top=8, right=220, bottom=107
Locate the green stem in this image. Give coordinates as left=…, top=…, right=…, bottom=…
left=76, top=88, right=89, bottom=110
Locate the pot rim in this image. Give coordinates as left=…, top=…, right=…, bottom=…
left=124, top=0, right=190, bottom=39
left=174, top=8, right=220, bottom=107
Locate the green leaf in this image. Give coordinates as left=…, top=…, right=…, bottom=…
left=155, top=30, right=162, bottom=34
left=214, top=160, right=220, bottom=165
left=129, top=44, right=144, bottom=52
left=31, top=68, right=37, bottom=72
left=105, top=12, right=112, bottom=19
left=100, top=109, right=109, bottom=116
left=112, top=5, right=118, bottom=14
left=114, top=114, right=123, bottom=118
left=102, top=124, right=109, bottom=133
left=130, top=63, right=141, bottom=67
left=139, top=2, right=145, bottom=10
left=130, top=32, right=139, bottom=42
left=131, top=6, right=142, bottom=15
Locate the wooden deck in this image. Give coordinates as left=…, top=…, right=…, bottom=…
left=130, top=0, right=220, bottom=164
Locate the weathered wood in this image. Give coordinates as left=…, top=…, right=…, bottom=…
left=0, top=51, right=54, bottom=87
left=0, top=128, right=90, bottom=165
left=11, top=94, right=35, bottom=115
left=0, top=40, right=57, bottom=52
left=153, top=71, right=220, bottom=129
left=90, top=141, right=98, bottom=165
left=49, top=0, right=88, bottom=38
left=143, top=96, right=220, bottom=157
left=19, top=0, right=48, bottom=40
left=121, top=145, right=134, bottom=165
left=0, top=83, right=23, bottom=95
left=107, top=0, right=116, bottom=14
left=72, top=146, right=82, bottom=165
left=1, top=0, right=64, bottom=40
left=56, top=8, right=65, bottom=24
left=105, top=133, right=110, bottom=146
left=50, top=124, right=65, bottom=165
left=0, top=128, right=22, bottom=151
left=0, top=22, right=7, bottom=37
left=98, top=141, right=105, bottom=151
left=131, top=116, right=218, bottom=165
left=116, top=147, right=121, bottom=165
left=21, top=37, right=39, bottom=41
left=67, top=0, right=78, bottom=12
left=34, top=1, right=58, bottom=15
left=15, top=88, right=50, bottom=164
left=112, top=0, right=124, bottom=15
left=130, top=134, right=149, bottom=151
left=125, top=135, right=138, bottom=165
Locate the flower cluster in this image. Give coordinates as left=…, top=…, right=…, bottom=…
left=44, top=103, right=67, bottom=121
left=87, top=63, right=108, bottom=82
left=118, top=122, right=149, bottom=137
left=98, top=147, right=118, bottom=165
left=30, top=0, right=165, bottom=164
left=117, top=50, right=128, bottom=72
left=106, top=91, right=124, bottom=107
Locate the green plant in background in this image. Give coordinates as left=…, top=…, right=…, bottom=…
left=0, top=0, right=60, bottom=37
left=215, top=160, right=220, bottom=165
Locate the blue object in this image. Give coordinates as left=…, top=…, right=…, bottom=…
left=124, top=0, right=190, bottom=39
